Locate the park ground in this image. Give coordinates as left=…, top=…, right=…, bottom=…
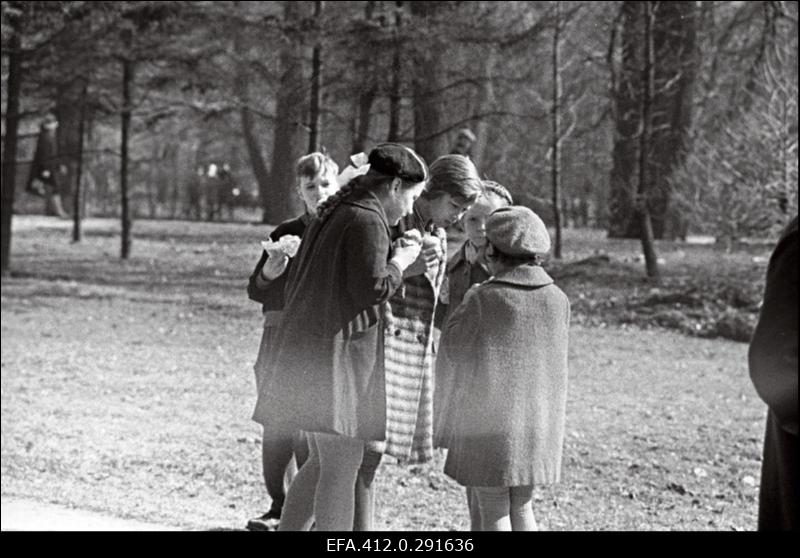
left=0, top=216, right=775, bottom=530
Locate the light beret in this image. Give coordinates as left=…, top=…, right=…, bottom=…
left=486, top=205, right=551, bottom=256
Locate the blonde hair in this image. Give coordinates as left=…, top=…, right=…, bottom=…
left=424, top=155, right=483, bottom=205
left=295, top=152, right=339, bottom=186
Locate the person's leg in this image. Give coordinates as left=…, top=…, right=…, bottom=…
left=465, top=487, right=482, bottom=531
left=509, top=485, right=537, bottom=531
left=314, top=432, right=365, bottom=531
left=353, top=448, right=383, bottom=531
left=294, top=431, right=311, bottom=470
left=473, top=486, right=512, bottom=531
left=278, top=434, right=321, bottom=531
left=261, top=428, right=297, bottom=517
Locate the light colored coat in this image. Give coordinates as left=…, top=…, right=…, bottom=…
left=436, top=264, right=570, bottom=486
left=372, top=213, right=447, bottom=463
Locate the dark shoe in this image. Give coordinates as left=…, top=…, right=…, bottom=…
left=246, top=510, right=281, bottom=531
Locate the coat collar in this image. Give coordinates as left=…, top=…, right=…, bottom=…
left=447, top=242, right=468, bottom=272
left=447, top=241, right=490, bottom=276
left=345, top=190, right=392, bottom=235
left=486, top=264, right=554, bottom=289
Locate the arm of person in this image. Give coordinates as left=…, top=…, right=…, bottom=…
left=748, top=225, right=798, bottom=435
left=343, top=214, right=406, bottom=308
left=247, top=223, right=296, bottom=305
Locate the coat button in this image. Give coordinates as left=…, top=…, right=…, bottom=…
left=395, top=329, right=402, bottom=336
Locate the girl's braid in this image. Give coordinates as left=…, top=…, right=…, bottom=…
left=317, top=176, right=369, bottom=220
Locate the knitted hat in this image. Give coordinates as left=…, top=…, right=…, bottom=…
left=368, top=143, right=428, bottom=183
left=486, top=206, right=551, bottom=256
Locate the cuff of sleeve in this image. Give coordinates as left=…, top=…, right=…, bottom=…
left=254, top=272, right=272, bottom=290
left=387, top=260, right=403, bottom=282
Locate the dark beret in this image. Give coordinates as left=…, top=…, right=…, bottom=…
left=368, top=143, right=429, bottom=183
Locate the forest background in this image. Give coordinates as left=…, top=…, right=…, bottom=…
left=2, top=0, right=797, bottom=273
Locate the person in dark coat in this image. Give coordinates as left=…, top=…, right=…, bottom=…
left=748, top=215, right=798, bottom=531
left=253, top=143, right=427, bottom=531
left=26, top=115, right=68, bottom=218
left=433, top=180, right=513, bottom=530
left=436, top=206, right=570, bottom=531
left=245, top=152, right=340, bottom=531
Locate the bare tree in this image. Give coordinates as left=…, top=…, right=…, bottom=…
left=670, top=38, right=798, bottom=248
left=308, top=0, right=324, bottom=153
left=1, top=3, right=23, bottom=276
left=638, top=1, right=660, bottom=280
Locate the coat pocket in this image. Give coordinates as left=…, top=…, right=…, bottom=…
left=333, top=316, right=384, bottom=398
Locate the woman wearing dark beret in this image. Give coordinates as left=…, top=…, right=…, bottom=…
left=253, top=143, right=428, bottom=531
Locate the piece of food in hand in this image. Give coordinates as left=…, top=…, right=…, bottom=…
left=261, top=234, right=302, bottom=258
left=398, top=229, right=422, bottom=247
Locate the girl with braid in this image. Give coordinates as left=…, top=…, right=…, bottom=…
left=253, top=144, right=427, bottom=531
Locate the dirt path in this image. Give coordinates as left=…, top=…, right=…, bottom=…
left=1, top=496, right=182, bottom=531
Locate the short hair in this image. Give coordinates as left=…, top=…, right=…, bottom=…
left=481, top=180, right=513, bottom=206
left=296, top=152, right=339, bottom=184
left=424, top=155, right=483, bottom=205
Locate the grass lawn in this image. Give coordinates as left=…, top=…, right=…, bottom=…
left=1, top=216, right=770, bottom=530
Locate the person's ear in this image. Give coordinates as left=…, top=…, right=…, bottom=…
left=390, top=177, right=402, bottom=193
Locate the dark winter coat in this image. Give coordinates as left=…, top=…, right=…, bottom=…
left=247, top=213, right=310, bottom=394
left=252, top=191, right=403, bottom=440
left=436, top=241, right=492, bottom=328
left=749, top=216, right=798, bottom=530
left=436, top=264, right=570, bottom=487
left=247, top=213, right=311, bottom=314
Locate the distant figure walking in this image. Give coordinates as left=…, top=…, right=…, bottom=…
left=449, top=128, right=477, bottom=158
left=26, top=115, right=68, bottom=218
left=748, top=215, right=798, bottom=531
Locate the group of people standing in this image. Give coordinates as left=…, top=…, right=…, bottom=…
left=245, top=143, right=570, bottom=532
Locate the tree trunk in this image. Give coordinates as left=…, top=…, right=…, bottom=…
left=471, top=49, right=497, bottom=171
left=55, top=77, right=87, bottom=218
left=353, top=83, right=377, bottom=152
left=72, top=84, right=87, bottom=243
left=608, top=0, right=697, bottom=241
left=638, top=2, right=660, bottom=281
left=308, top=1, right=324, bottom=153
left=410, top=1, right=448, bottom=162
left=1, top=28, right=23, bottom=276
left=387, top=1, right=404, bottom=143
left=652, top=0, right=696, bottom=240
left=232, top=10, right=272, bottom=223
left=550, top=1, right=563, bottom=259
left=120, top=55, right=133, bottom=260
left=387, top=46, right=402, bottom=142
left=264, top=1, right=306, bottom=224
